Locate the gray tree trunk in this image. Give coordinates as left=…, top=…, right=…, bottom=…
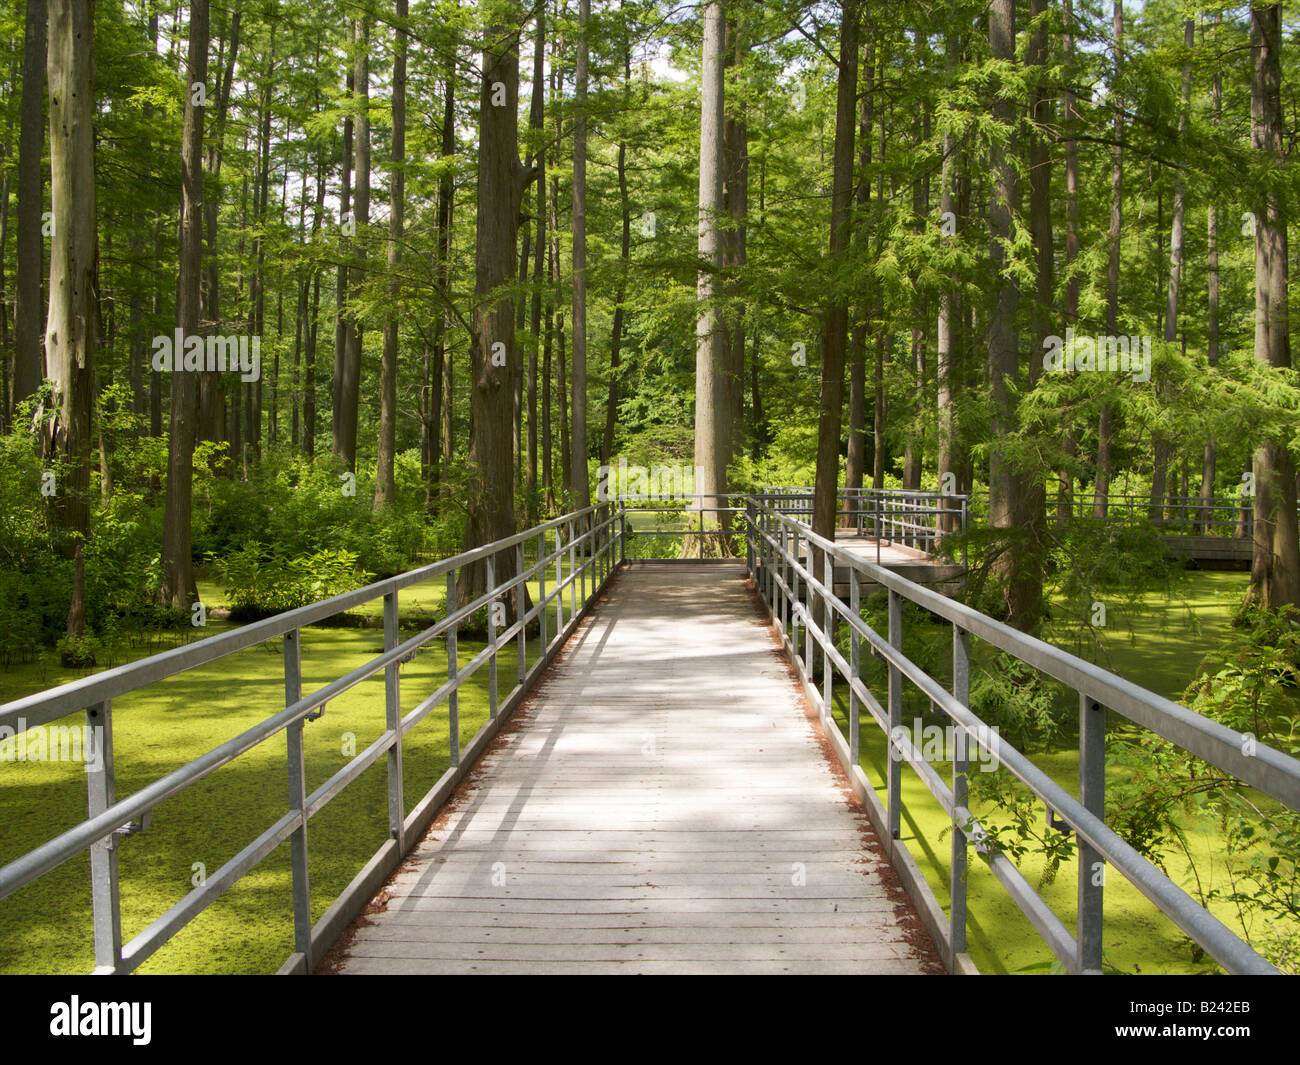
left=812, top=0, right=858, bottom=543
left=160, top=0, right=207, bottom=611
left=13, top=0, right=46, bottom=417
left=1093, top=1, right=1123, bottom=519
left=336, top=16, right=369, bottom=472
left=694, top=0, right=727, bottom=531
left=459, top=4, right=531, bottom=616
left=1247, top=3, right=1300, bottom=610
left=569, top=0, right=591, bottom=511
left=375, top=0, right=407, bottom=509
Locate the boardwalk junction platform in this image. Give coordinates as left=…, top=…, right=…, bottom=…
left=2, top=491, right=1298, bottom=975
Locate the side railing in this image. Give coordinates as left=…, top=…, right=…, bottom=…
left=759, top=487, right=969, bottom=557
left=0, top=505, right=622, bottom=975
left=1046, top=492, right=1257, bottom=537
left=613, top=494, right=749, bottom=561
left=746, top=498, right=1300, bottom=975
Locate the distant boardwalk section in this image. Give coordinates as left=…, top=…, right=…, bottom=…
left=334, top=564, right=938, bottom=975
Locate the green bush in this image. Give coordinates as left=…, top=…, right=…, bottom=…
left=211, top=543, right=374, bottom=620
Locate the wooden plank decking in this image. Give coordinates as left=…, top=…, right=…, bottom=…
left=332, top=563, right=939, bottom=975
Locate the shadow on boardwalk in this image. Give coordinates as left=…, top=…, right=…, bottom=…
left=326, top=563, right=943, bottom=975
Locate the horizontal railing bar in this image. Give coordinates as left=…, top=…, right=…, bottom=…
left=0, top=508, right=622, bottom=976
left=305, top=730, right=396, bottom=820
left=1, top=506, right=608, bottom=728
left=0, top=614, right=444, bottom=900
left=119, top=809, right=300, bottom=974
left=773, top=564, right=1077, bottom=970
left=759, top=503, right=1300, bottom=809
left=755, top=504, right=1286, bottom=974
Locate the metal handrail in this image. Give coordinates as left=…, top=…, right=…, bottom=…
left=0, top=504, right=622, bottom=974
left=615, top=496, right=748, bottom=561
left=757, top=487, right=968, bottom=568
left=6, top=490, right=1295, bottom=977
left=745, top=498, right=1300, bottom=975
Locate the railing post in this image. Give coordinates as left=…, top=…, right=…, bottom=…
left=383, top=592, right=405, bottom=847
left=803, top=537, right=814, bottom=674
left=778, top=513, right=786, bottom=625
left=951, top=624, right=971, bottom=964
left=538, top=531, right=549, bottom=653
left=748, top=496, right=759, bottom=574
left=887, top=589, right=902, bottom=841
left=568, top=519, right=577, bottom=619
left=284, top=629, right=312, bottom=969
left=1078, top=693, right=1106, bottom=973
left=849, top=565, right=861, bottom=765
left=485, top=555, right=498, bottom=719
left=876, top=496, right=882, bottom=566
left=791, top=527, right=801, bottom=652
left=85, top=700, right=122, bottom=973
left=579, top=516, right=587, bottom=605
left=555, top=527, right=565, bottom=634
left=822, top=546, right=834, bottom=719
left=619, top=506, right=627, bottom=565
left=446, top=571, right=460, bottom=767
left=516, top=541, right=527, bottom=687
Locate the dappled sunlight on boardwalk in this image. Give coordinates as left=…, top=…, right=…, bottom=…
left=334, top=564, right=940, bottom=974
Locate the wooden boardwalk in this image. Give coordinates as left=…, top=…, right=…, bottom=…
left=332, top=563, right=938, bottom=975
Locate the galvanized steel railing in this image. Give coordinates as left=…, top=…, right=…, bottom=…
left=745, top=497, right=1300, bottom=975
left=1047, top=492, right=1257, bottom=537
left=0, top=505, right=621, bottom=975
left=760, top=486, right=969, bottom=558
left=6, top=491, right=1297, bottom=977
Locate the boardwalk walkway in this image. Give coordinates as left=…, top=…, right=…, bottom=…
left=333, top=564, right=938, bottom=975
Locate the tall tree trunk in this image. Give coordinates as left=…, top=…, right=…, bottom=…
left=845, top=35, right=872, bottom=510
left=332, top=64, right=354, bottom=467
left=526, top=9, right=546, bottom=519
left=1059, top=0, right=1079, bottom=522
left=812, top=0, right=858, bottom=542
left=44, top=0, right=96, bottom=638
left=751, top=154, right=767, bottom=461
left=336, top=16, right=368, bottom=472
left=14, top=0, right=46, bottom=418
left=987, top=0, right=1038, bottom=629
left=429, top=53, right=455, bottom=504
left=569, top=0, right=591, bottom=511
left=722, top=15, right=748, bottom=472
left=1151, top=18, right=1194, bottom=523
left=160, top=0, right=207, bottom=610
left=1093, top=1, right=1123, bottom=519
left=458, top=5, right=530, bottom=616
left=602, top=139, right=630, bottom=467
left=375, top=1, right=407, bottom=509
left=1247, top=3, right=1300, bottom=610
left=694, top=0, right=727, bottom=532
left=871, top=105, right=887, bottom=491
left=1, top=58, right=16, bottom=431
left=198, top=5, right=239, bottom=446
left=936, top=31, right=960, bottom=530
left=1201, top=15, right=1222, bottom=532
left=1019, top=0, right=1051, bottom=600
left=245, top=31, right=274, bottom=467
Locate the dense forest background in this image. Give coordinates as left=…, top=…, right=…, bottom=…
left=1, top=0, right=1299, bottom=651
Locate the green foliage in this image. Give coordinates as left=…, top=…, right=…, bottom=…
left=199, top=450, right=431, bottom=579
left=56, top=633, right=102, bottom=669
left=969, top=654, right=1064, bottom=751
left=210, top=543, right=374, bottom=620
left=965, top=770, right=1078, bottom=889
